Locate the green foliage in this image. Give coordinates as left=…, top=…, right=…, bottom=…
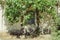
left=5, top=0, right=22, bottom=23
left=52, top=17, right=60, bottom=40
left=23, top=12, right=34, bottom=24
left=55, top=16, right=60, bottom=25
left=5, top=0, right=58, bottom=39
left=52, top=30, right=60, bottom=40
left=53, top=16, right=60, bottom=40
left=5, top=0, right=57, bottom=24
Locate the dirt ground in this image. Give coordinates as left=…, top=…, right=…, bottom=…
left=0, top=32, right=51, bottom=40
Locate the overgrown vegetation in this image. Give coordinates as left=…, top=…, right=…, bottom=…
left=1, top=0, right=59, bottom=39
left=5, top=0, right=57, bottom=24
left=52, top=12, right=60, bottom=40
